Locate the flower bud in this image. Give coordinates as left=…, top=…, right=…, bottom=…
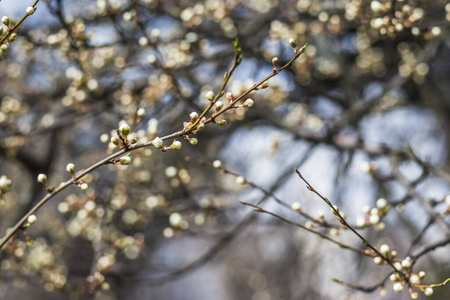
left=0, top=43, right=7, bottom=52
left=120, top=156, right=131, bottom=165
left=226, top=92, right=233, bottom=101
left=80, top=183, right=89, bottom=191
left=272, top=57, right=278, bottom=66
left=119, top=123, right=130, bottom=136
left=2, top=16, right=9, bottom=26
left=213, top=160, right=222, bottom=169
left=37, top=174, right=47, bottom=184
left=401, top=257, right=412, bottom=269
left=410, top=292, right=418, bottom=299
left=409, top=274, right=419, bottom=284
left=111, top=136, right=119, bottom=145
left=379, top=244, right=390, bottom=255
left=373, top=256, right=382, bottom=265
left=236, top=176, right=246, bottom=185
left=243, top=99, right=254, bottom=107
left=217, top=120, right=227, bottom=126
left=260, top=81, right=269, bottom=89
left=172, top=140, right=182, bottom=150
left=137, top=108, right=145, bottom=117
left=27, top=215, right=37, bottom=224
left=289, top=38, right=297, bottom=48
left=26, top=6, right=36, bottom=16
left=291, top=202, right=301, bottom=211
left=215, top=101, right=223, bottom=110
left=190, top=111, right=199, bottom=121
left=152, top=137, right=163, bottom=148
left=418, top=271, right=426, bottom=279
left=206, top=91, right=215, bottom=101
left=0, top=176, right=12, bottom=191
left=9, top=33, right=17, bottom=42
left=393, top=283, right=404, bottom=293
left=196, top=123, right=205, bottom=131
left=376, top=198, right=387, bottom=209
left=66, top=163, right=75, bottom=175
left=189, top=138, right=198, bottom=145
left=424, top=287, right=433, bottom=296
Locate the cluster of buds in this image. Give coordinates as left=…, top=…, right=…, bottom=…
left=184, top=112, right=205, bottom=133
left=111, top=123, right=137, bottom=149
left=372, top=244, right=434, bottom=297
left=355, top=198, right=390, bottom=230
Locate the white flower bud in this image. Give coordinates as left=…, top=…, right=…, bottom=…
left=27, top=215, right=37, bottom=224
left=243, top=99, right=254, bottom=107
left=424, top=287, right=433, bottom=296
left=389, top=273, right=398, bottom=282
left=80, top=183, right=89, bottom=191
left=409, top=274, right=419, bottom=284
left=418, top=271, right=426, bottom=279
left=376, top=198, right=387, bottom=209
left=215, top=101, right=223, bottom=110
left=272, top=57, right=278, bottom=65
left=120, top=156, right=131, bottom=165
left=289, top=39, right=297, bottom=48
left=401, top=257, right=411, bottom=269
left=37, top=174, right=47, bottom=184
left=394, top=262, right=402, bottom=271
left=119, top=123, right=130, bottom=136
left=380, top=244, right=390, bottom=254
left=410, top=292, right=418, bottom=299
left=393, top=282, right=404, bottom=293
left=217, top=120, right=227, bottom=126
left=206, top=91, right=215, bottom=101
left=26, top=6, right=36, bottom=16
left=0, top=176, right=11, bottom=190
left=355, top=215, right=366, bottom=227
left=2, top=16, right=10, bottom=26
left=137, top=108, right=145, bottom=117
left=291, top=202, right=301, bottom=211
left=172, top=140, right=182, bottom=150
left=369, top=214, right=380, bottom=224
left=189, top=138, right=198, bottom=145
left=212, top=160, right=222, bottom=169
left=152, top=137, right=163, bottom=148
left=66, top=163, right=75, bottom=174
left=373, top=256, right=382, bottom=265
left=190, top=111, right=199, bottom=121
left=236, top=176, right=246, bottom=185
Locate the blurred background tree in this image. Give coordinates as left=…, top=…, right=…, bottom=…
left=0, top=0, right=450, bottom=299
